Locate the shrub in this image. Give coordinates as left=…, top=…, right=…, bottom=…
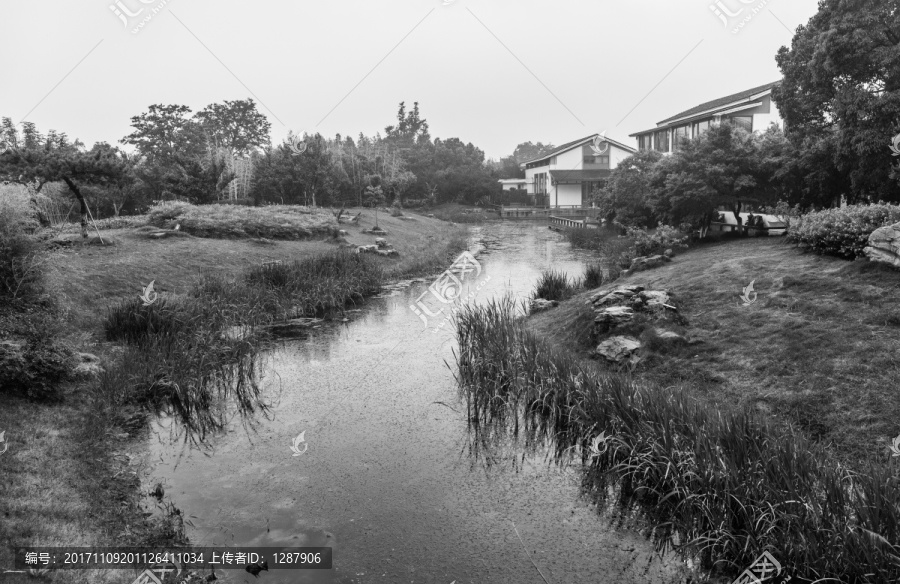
left=533, top=269, right=577, bottom=301
left=0, top=184, right=47, bottom=302
left=787, top=203, right=900, bottom=259
left=584, top=263, right=604, bottom=289
left=390, top=200, right=403, bottom=217
left=626, top=225, right=689, bottom=257
left=0, top=337, right=72, bottom=401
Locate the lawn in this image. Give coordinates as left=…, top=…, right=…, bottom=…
left=528, top=236, right=900, bottom=468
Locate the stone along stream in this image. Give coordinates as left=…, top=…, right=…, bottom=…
left=140, top=222, right=689, bottom=584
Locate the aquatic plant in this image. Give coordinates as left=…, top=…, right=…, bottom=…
left=454, top=298, right=900, bottom=583
left=532, top=269, right=578, bottom=301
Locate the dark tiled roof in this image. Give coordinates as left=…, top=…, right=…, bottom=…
left=550, top=169, right=611, bottom=182
left=521, top=134, right=636, bottom=166
left=628, top=80, right=781, bottom=137
left=657, top=80, right=781, bottom=125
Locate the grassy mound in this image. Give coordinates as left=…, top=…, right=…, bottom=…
left=146, top=201, right=339, bottom=240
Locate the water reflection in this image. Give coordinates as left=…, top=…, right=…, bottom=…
left=140, top=222, right=689, bottom=584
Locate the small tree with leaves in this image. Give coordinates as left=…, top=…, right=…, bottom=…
left=364, top=183, right=385, bottom=230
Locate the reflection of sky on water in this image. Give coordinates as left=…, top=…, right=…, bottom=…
left=140, top=222, right=687, bottom=584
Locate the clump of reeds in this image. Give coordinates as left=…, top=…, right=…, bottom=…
left=583, top=262, right=604, bottom=289
left=532, top=269, right=578, bottom=301
left=454, top=299, right=900, bottom=583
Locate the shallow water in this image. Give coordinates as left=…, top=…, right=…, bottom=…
left=142, top=221, right=689, bottom=584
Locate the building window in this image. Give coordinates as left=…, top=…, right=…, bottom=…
left=655, top=130, right=669, bottom=152
left=691, top=119, right=710, bottom=138
left=729, top=116, right=752, bottom=132
left=672, top=125, right=689, bottom=151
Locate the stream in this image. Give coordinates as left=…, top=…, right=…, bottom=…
left=140, top=221, right=689, bottom=584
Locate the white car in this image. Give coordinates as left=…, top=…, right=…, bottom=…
left=739, top=213, right=787, bottom=236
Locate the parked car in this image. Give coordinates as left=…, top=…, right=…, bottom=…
left=739, top=213, right=787, bottom=236
left=709, top=211, right=739, bottom=233
left=708, top=211, right=786, bottom=236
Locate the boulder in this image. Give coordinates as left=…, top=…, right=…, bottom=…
left=375, top=238, right=389, bottom=249
left=357, top=244, right=378, bottom=254
left=865, top=222, right=900, bottom=268
left=628, top=255, right=667, bottom=272
left=338, top=230, right=348, bottom=236
left=73, top=352, right=103, bottom=378
left=362, top=227, right=388, bottom=235
left=375, top=249, right=399, bottom=257
left=653, top=329, right=685, bottom=343
left=595, top=336, right=642, bottom=364
left=631, top=290, right=673, bottom=312
left=590, top=285, right=644, bottom=307
left=663, top=248, right=673, bottom=258
left=594, top=306, right=635, bottom=334
left=530, top=298, right=560, bottom=313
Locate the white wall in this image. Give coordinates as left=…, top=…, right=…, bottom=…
left=554, top=184, right=582, bottom=207
left=554, top=146, right=583, bottom=172
left=609, top=144, right=634, bottom=168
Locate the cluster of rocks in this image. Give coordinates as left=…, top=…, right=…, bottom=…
left=357, top=238, right=398, bottom=257
left=865, top=222, right=900, bottom=268
left=620, top=249, right=673, bottom=276
left=529, top=298, right=560, bottom=313
left=588, top=284, right=687, bottom=364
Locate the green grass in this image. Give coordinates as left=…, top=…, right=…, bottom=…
left=455, top=297, right=900, bottom=584
left=146, top=201, right=339, bottom=239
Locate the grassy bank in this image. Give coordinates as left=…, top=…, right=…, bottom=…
left=0, top=206, right=465, bottom=583
left=455, top=295, right=900, bottom=583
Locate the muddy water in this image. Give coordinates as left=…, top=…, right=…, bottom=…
left=143, top=222, right=689, bottom=584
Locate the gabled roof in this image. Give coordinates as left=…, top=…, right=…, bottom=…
left=629, top=80, right=782, bottom=137
left=520, top=133, right=637, bottom=166
left=658, top=80, right=781, bottom=125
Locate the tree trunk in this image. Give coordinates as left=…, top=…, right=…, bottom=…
left=62, top=176, right=89, bottom=239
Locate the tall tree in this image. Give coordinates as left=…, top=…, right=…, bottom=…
left=774, top=0, right=900, bottom=203
left=594, top=149, right=664, bottom=227
left=0, top=125, right=131, bottom=238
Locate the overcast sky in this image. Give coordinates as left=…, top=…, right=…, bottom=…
left=1, top=0, right=821, bottom=160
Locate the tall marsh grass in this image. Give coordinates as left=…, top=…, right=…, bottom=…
left=532, top=269, right=578, bottom=301
left=454, top=298, right=900, bottom=583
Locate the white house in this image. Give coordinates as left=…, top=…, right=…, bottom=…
left=629, top=80, right=784, bottom=154
left=520, top=133, right=637, bottom=208
left=498, top=178, right=528, bottom=191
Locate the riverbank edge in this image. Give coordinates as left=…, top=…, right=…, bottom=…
left=0, top=216, right=468, bottom=583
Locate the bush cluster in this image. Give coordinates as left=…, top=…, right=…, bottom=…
left=787, top=203, right=900, bottom=259
left=626, top=225, right=689, bottom=257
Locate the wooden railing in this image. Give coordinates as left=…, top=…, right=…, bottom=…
left=550, top=216, right=591, bottom=228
